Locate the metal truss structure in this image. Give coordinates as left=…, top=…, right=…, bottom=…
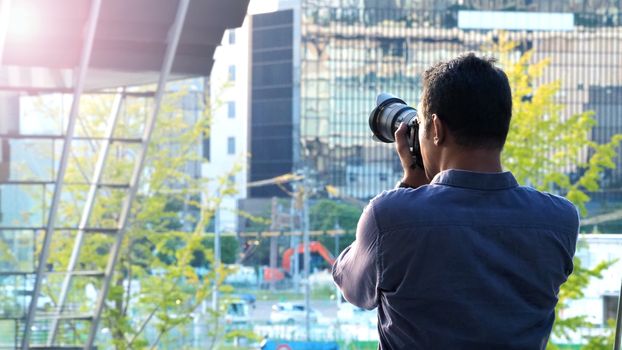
left=0, top=1, right=191, bottom=348
left=0, top=0, right=247, bottom=348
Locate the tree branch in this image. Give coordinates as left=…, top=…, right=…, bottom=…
left=128, top=305, right=160, bottom=347
left=123, top=241, right=133, bottom=316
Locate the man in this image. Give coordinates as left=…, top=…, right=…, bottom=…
left=332, top=53, right=579, bottom=349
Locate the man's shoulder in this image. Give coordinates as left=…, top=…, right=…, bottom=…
left=365, top=186, right=437, bottom=225
left=367, top=184, right=580, bottom=232
left=516, top=185, right=580, bottom=229
left=517, top=186, right=578, bottom=213
left=368, top=186, right=430, bottom=208
left=369, top=183, right=464, bottom=208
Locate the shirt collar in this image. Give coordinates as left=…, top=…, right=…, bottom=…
left=431, top=169, right=519, bottom=190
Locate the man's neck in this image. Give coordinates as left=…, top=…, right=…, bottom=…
left=439, top=147, right=503, bottom=173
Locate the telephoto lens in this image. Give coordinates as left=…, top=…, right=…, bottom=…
left=368, top=93, right=424, bottom=169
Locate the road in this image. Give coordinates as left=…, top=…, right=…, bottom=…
left=247, top=299, right=379, bottom=342
left=250, top=300, right=339, bottom=323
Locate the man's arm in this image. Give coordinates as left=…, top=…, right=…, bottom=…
left=332, top=202, right=380, bottom=310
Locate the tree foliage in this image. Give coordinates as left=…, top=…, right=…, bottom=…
left=490, top=33, right=622, bottom=215
left=34, top=85, right=243, bottom=349
left=547, top=253, right=617, bottom=350
left=487, top=33, right=620, bottom=350
left=309, top=199, right=362, bottom=254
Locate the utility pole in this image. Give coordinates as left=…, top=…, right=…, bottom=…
left=301, top=177, right=311, bottom=341
left=334, top=219, right=341, bottom=257
left=334, top=219, right=341, bottom=309
left=293, top=177, right=311, bottom=341
left=269, top=197, right=279, bottom=291
left=290, top=194, right=300, bottom=292
left=212, top=199, right=221, bottom=311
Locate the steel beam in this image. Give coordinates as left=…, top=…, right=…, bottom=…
left=84, top=0, right=190, bottom=348
left=0, top=85, right=156, bottom=95
left=0, top=226, right=118, bottom=234
left=0, top=134, right=143, bottom=143
left=47, top=88, right=125, bottom=346
left=20, top=0, right=102, bottom=348
left=0, top=270, right=101, bottom=276
left=0, top=180, right=130, bottom=188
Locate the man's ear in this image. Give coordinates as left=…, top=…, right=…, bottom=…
left=432, top=114, right=445, bottom=146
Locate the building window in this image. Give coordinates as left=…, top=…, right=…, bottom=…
left=603, top=294, right=619, bottom=324
left=202, top=133, right=210, bottom=161
left=227, top=137, right=235, bottom=155
left=0, top=140, right=9, bottom=182
left=228, top=29, right=236, bottom=45
left=227, top=101, right=236, bottom=118
left=181, top=93, right=198, bottom=110
left=228, top=65, right=236, bottom=81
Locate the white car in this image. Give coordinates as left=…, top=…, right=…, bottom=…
left=269, top=302, right=320, bottom=324
left=223, top=299, right=250, bottom=325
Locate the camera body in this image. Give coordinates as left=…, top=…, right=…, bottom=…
left=368, top=93, right=424, bottom=169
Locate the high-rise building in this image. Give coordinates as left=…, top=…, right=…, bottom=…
left=206, top=1, right=622, bottom=232
left=205, top=26, right=251, bottom=234
left=206, top=0, right=295, bottom=233
left=299, top=0, right=622, bottom=200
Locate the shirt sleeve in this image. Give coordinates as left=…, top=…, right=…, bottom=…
left=331, top=202, right=380, bottom=310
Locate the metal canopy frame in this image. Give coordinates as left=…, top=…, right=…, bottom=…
left=6, top=0, right=192, bottom=348
left=0, top=0, right=250, bottom=347
left=46, top=87, right=125, bottom=345
left=85, top=0, right=190, bottom=347
left=21, top=0, right=103, bottom=348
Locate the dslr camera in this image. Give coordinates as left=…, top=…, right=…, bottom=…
left=368, top=93, right=424, bottom=169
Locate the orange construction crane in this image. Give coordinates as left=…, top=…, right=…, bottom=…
left=282, top=241, right=335, bottom=272
left=262, top=241, right=335, bottom=282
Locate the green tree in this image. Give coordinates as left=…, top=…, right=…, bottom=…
left=488, top=33, right=620, bottom=349
left=548, top=250, right=616, bottom=350
left=491, top=33, right=622, bottom=214
left=34, top=86, right=246, bottom=349
left=309, top=199, right=362, bottom=255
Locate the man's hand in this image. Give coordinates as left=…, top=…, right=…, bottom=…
left=395, top=122, right=429, bottom=188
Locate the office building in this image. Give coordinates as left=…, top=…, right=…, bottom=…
left=242, top=0, right=622, bottom=214
left=202, top=1, right=622, bottom=231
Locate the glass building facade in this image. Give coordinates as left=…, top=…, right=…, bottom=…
left=0, top=83, right=205, bottom=347
left=289, top=0, right=622, bottom=214
left=250, top=10, right=296, bottom=198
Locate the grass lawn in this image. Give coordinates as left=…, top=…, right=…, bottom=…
left=234, top=285, right=337, bottom=302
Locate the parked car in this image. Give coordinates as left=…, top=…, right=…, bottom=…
left=269, top=302, right=320, bottom=324
left=222, top=297, right=251, bottom=325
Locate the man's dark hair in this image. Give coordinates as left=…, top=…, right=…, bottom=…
left=422, top=53, right=512, bottom=149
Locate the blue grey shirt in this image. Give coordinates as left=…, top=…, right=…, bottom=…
left=332, top=170, right=579, bottom=349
